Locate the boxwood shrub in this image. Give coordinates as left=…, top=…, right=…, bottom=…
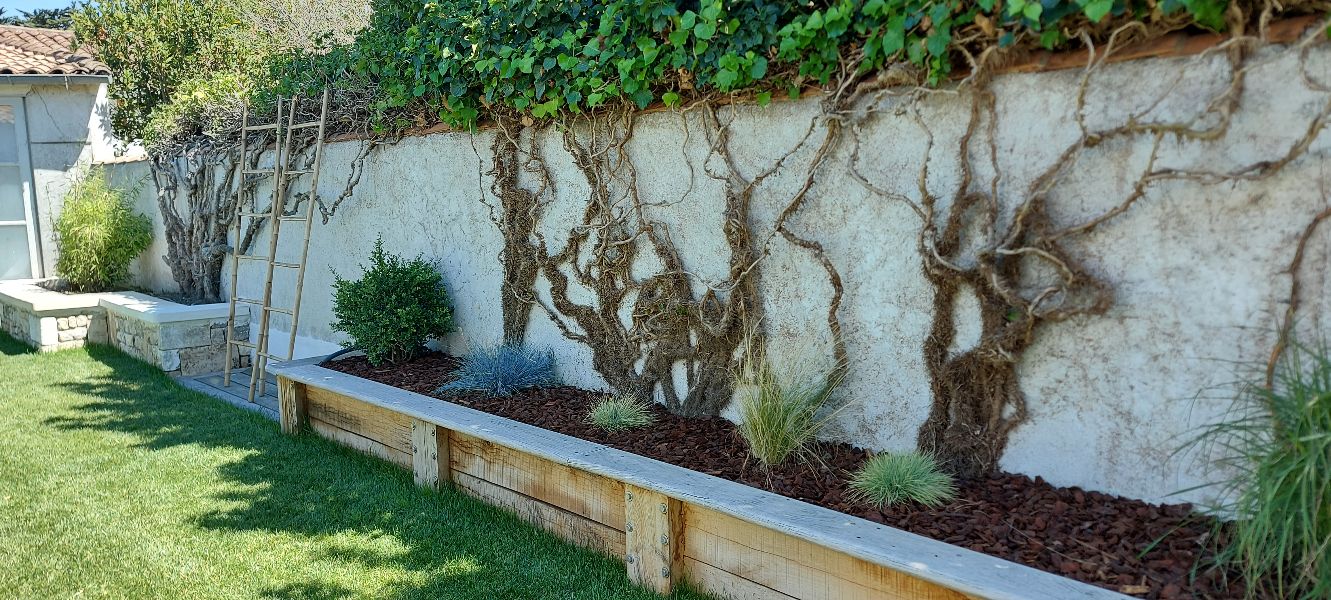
left=331, top=237, right=454, bottom=365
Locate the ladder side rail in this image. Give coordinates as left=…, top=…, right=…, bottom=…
left=249, top=97, right=294, bottom=402
left=223, top=104, right=250, bottom=387
left=284, top=89, right=330, bottom=364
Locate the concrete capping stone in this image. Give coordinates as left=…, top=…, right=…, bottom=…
left=98, top=292, right=230, bottom=324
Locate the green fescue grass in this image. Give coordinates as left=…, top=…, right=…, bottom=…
left=848, top=451, right=956, bottom=509
left=0, top=334, right=712, bottom=600
left=733, top=337, right=846, bottom=469
left=585, top=395, right=655, bottom=432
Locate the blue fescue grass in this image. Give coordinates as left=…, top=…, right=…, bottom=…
left=436, top=344, right=558, bottom=397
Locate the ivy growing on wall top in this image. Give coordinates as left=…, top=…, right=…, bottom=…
left=271, top=0, right=1254, bottom=132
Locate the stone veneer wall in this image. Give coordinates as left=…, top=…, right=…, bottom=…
left=0, top=298, right=107, bottom=352
left=106, top=312, right=249, bottom=376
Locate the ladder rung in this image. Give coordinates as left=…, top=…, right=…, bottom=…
left=285, top=170, right=312, bottom=176
left=264, top=307, right=293, bottom=315
left=237, top=211, right=272, bottom=218
left=273, top=261, right=301, bottom=269
left=232, top=297, right=265, bottom=305
left=258, top=352, right=293, bottom=361
left=244, top=123, right=280, bottom=131
left=291, top=121, right=322, bottom=129
left=228, top=340, right=257, bottom=349
left=242, top=169, right=275, bottom=175
left=278, top=216, right=308, bottom=222
left=234, top=255, right=270, bottom=261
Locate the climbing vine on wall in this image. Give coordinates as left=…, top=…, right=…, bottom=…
left=476, top=14, right=1331, bottom=474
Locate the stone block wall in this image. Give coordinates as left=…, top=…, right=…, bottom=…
left=108, top=312, right=249, bottom=376
left=0, top=298, right=105, bottom=352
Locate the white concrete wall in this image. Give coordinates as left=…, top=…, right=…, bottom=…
left=19, top=81, right=128, bottom=278
left=112, top=43, right=1331, bottom=504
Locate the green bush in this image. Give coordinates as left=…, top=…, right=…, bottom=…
left=848, top=451, right=956, bottom=509
left=586, top=395, right=656, bottom=432
left=1189, top=338, right=1331, bottom=599
left=52, top=168, right=151, bottom=292
left=331, top=238, right=454, bottom=366
left=734, top=337, right=846, bottom=469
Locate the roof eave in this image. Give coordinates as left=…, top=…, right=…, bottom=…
left=0, top=73, right=110, bottom=86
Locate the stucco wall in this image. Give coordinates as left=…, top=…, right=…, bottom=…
left=18, top=81, right=122, bottom=277
left=112, top=42, right=1331, bottom=505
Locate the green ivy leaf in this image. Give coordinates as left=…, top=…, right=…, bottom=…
left=756, top=91, right=771, bottom=106
left=694, top=21, right=716, bottom=40
left=1081, top=0, right=1114, bottom=22
left=662, top=91, right=681, bottom=107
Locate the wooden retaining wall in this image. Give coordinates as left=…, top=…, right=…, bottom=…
left=271, top=359, right=1128, bottom=600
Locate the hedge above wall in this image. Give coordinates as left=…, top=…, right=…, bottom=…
left=275, top=0, right=1280, bottom=131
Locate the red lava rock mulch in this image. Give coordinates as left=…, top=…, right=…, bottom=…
left=323, top=351, right=1241, bottom=599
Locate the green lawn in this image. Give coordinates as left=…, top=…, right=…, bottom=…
left=0, top=334, right=711, bottom=599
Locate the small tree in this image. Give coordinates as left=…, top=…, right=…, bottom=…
left=53, top=168, right=152, bottom=292
left=331, top=238, right=454, bottom=365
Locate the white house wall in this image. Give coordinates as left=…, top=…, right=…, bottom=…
left=107, top=44, right=1331, bottom=505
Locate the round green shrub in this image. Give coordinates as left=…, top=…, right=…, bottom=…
left=331, top=237, right=454, bottom=365
left=53, top=168, right=152, bottom=292
left=848, top=451, right=956, bottom=509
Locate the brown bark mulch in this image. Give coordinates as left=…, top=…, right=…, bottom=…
left=323, top=351, right=1240, bottom=599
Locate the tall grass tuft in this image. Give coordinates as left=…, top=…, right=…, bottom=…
left=436, top=344, right=557, bottom=397
left=848, top=451, right=956, bottom=508
left=734, top=337, right=846, bottom=469
left=53, top=168, right=151, bottom=292
left=585, top=395, right=656, bottom=432
left=1190, top=337, right=1331, bottom=599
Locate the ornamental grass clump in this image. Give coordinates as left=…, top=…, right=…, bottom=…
left=436, top=344, right=557, bottom=397
left=586, top=395, right=655, bottom=432
left=1188, top=337, right=1331, bottom=599
left=330, top=237, right=454, bottom=366
left=734, top=337, right=846, bottom=469
left=848, top=451, right=957, bottom=509
left=53, top=168, right=151, bottom=292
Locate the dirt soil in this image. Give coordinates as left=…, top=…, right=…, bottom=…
left=323, top=351, right=1241, bottom=599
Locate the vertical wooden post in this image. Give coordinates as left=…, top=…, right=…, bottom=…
left=411, top=418, right=450, bottom=490
left=277, top=376, right=306, bottom=435
left=624, top=484, right=682, bottom=594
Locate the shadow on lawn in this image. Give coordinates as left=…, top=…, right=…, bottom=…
left=44, top=345, right=684, bottom=600
left=0, top=334, right=35, bottom=356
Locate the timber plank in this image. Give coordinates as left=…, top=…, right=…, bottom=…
left=309, top=417, right=412, bottom=468
left=684, top=504, right=971, bottom=600
left=684, top=557, right=798, bottom=600
left=278, top=376, right=306, bottom=434
left=624, top=484, right=682, bottom=593
left=452, top=470, right=626, bottom=556
left=411, top=418, right=449, bottom=489
left=451, top=431, right=625, bottom=530
left=306, top=386, right=413, bottom=454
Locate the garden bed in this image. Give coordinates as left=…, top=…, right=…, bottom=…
left=265, top=353, right=1236, bottom=600
left=313, top=352, right=1237, bottom=600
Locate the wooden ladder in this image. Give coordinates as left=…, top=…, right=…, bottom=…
left=222, top=90, right=330, bottom=403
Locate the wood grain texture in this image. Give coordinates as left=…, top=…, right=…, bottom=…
left=685, top=504, right=973, bottom=600
left=624, top=484, right=682, bottom=594
left=684, top=557, right=798, bottom=600
left=451, top=431, right=625, bottom=530
left=277, top=376, right=306, bottom=434
left=411, top=419, right=448, bottom=489
left=452, top=470, right=626, bottom=556
left=309, top=416, right=412, bottom=468
left=269, top=362, right=1130, bottom=600
left=305, top=386, right=413, bottom=454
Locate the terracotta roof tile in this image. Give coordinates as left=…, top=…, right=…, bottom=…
left=0, top=25, right=110, bottom=76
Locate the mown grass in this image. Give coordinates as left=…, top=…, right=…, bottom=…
left=0, top=334, right=711, bottom=600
